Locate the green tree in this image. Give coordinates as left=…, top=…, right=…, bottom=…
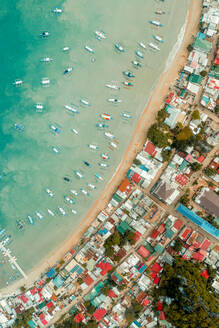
left=84, top=301, right=95, bottom=314
left=180, top=192, right=190, bottom=206
left=147, top=124, right=170, bottom=148
left=157, top=109, right=169, bottom=122
left=101, top=284, right=110, bottom=296
left=191, top=110, right=200, bottom=120
left=133, top=158, right=141, bottom=166
left=187, top=44, right=193, bottom=52
left=176, top=126, right=193, bottom=141
left=161, top=149, right=172, bottom=162
left=204, top=167, right=216, bottom=177
left=124, top=230, right=136, bottom=245
left=190, top=162, right=202, bottom=171
left=173, top=238, right=183, bottom=253
left=200, top=70, right=208, bottom=77
left=125, top=308, right=135, bottom=323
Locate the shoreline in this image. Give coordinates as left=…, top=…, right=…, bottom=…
left=1, top=0, right=202, bottom=296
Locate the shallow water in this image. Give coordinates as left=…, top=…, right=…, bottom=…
left=0, top=0, right=189, bottom=287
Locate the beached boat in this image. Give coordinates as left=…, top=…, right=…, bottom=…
left=122, top=81, right=134, bottom=87
left=153, top=35, right=164, bottom=43
left=88, top=144, right=99, bottom=150
left=35, top=103, right=44, bottom=111
left=105, top=83, right=120, bottom=90
left=52, top=8, right=62, bottom=14
left=101, top=113, right=112, bottom=120
left=71, top=209, right=77, bottom=215
left=136, top=51, right=144, bottom=58
left=95, top=174, right=103, bottom=181
left=64, top=196, right=75, bottom=205
left=41, top=77, right=50, bottom=86
left=138, top=42, right=146, bottom=49
left=13, top=79, right=23, bottom=86
left=84, top=45, right=95, bottom=53
left=58, top=207, right=67, bottom=215
left=52, top=147, right=59, bottom=153
left=95, top=30, right=106, bottom=40
left=72, top=128, right=79, bottom=135
left=47, top=209, right=55, bottom=216
left=81, top=188, right=89, bottom=196
left=14, top=123, right=24, bottom=131
left=98, top=162, right=109, bottom=168
left=65, top=104, right=79, bottom=114
left=74, top=170, right=84, bottom=179
left=16, top=219, right=24, bottom=231
left=40, top=31, right=50, bottom=37
left=63, top=46, right=70, bottom=52
left=64, top=67, right=73, bottom=74
left=40, top=57, right=52, bottom=62
left=46, top=188, right=54, bottom=198
left=50, top=124, right=61, bottom=134
left=132, top=60, right=142, bottom=68
left=80, top=99, right=91, bottom=106
left=27, top=216, right=34, bottom=225
left=104, top=131, right=115, bottom=139
left=107, top=98, right=122, bottom=103
left=121, top=112, right=132, bottom=119
left=96, top=122, right=109, bottom=128
left=101, top=153, right=110, bottom=160
left=115, top=43, right=125, bottom=52
left=149, top=20, right=163, bottom=27
left=35, top=211, right=44, bottom=220
left=148, top=42, right=160, bottom=51
left=87, top=183, right=96, bottom=190
left=155, top=10, right=165, bottom=15
left=70, top=189, right=79, bottom=196
left=123, top=71, right=135, bottom=78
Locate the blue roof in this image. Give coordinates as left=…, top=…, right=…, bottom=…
left=77, top=267, right=84, bottom=275
left=133, top=320, right=141, bottom=327
left=98, top=227, right=108, bottom=236
left=53, top=275, right=64, bottom=288
left=71, top=264, right=79, bottom=273
left=140, top=164, right=149, bottom=172
left=28, top=320, right=36, bottom=328
left=177, top=204, right=219, bottom=238
left=138, top=264, right=147, bottom=274
left=197, top=32, right=206, bottom=40
left=46, top=267, right=56, bottom=279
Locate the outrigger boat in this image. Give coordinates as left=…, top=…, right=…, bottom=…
left=150, top=20, right=163, bottom=27
left=27, top=216, right=34, bottom=225
left=105, top=83, right=120, bottom=90
left=83, top=161, right=91, bottom=167
left=84, top=45, right=95, bottom=53
left=123, top=71, right=135, bottom=78
left=41, top=77, right=50, bottom=86
left=104, top=131, right=115, bottom=139
left=101, top=153, right=110, bottom=160
left=148, top=42, right=160, bottom=51
left=110, top=141, right=118, bottom=149
left=64, top=67, right=73, bottom=74
left=138, top=42, right=146, bottom=49
left=13, top=79, right=23, bottom=86
left=80, top=99, right=91, bottom=106
left=96, top=122, right=109, bottom=128
left=52, top=147, right=59, bottom=153
left=88, top=144, right=99, bottom=150
left=65, top=104, right=79, bottom=114
left=50, top=124, right=61, bottom=134
left=115, top=43, right=125, bottom=52
left=72, top=128, right=79, bottom=135
left=40, top=57, right=52, bottom=62
left=101, top=113, right=112, bottom=120
left=71, top=209, right=77, bottom=215
left=81, top=188, right=89, bottom=196
left=64, top=196, right=75, bottom=205
left=107, top=98, right=122, bottom=103
left=64, top=177, right=71, bottom=182
left=95, top=30, right=106, bottom=40
left=46, top=188, right=54, bottom=197
left=136, top=51, right=144, bottom=58
left=53, top=8, right=62, bottom=14
left=70, top=189, right=79, bottom=196
left=14, top=123, right=24, bottom=131
left=132, top=60, right=142, bottom=68
left=74, top=170, right=84, bottom=179
left=16, top=219, right=24, bottom=231
left=155, top=10, right=165, bottom=15
left=63, top=46, right=70, bottom=52
left=98, top=162, right=109, bottom=168
left=35, top=211, right=44, bottom=220
left=122, top=81, right=133, bottom=87
left=35, top=103, right=44, bottom=111
left=121, top=112, right=132, bottom=119
left=95, top=174, right=103, bottom=181
left=48, top=209, right=55, bottom=216
left=40, top=31, right=50, bottom=37
left=153, top=35, right=164, bottom=43
left=58, top=207, right=66, bottom=215
left=87, top=183, right=96, bottom=190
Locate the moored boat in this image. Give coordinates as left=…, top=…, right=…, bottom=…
left=155, top=10, right=165, bottom=15
left=138, top=41, right=146, bottom=49
left=35, top=211, right=44, bottom=220
left=27, top=216, right=34, bottom=225
left=13, top=79, right=23, bottom=86
left=14, top=123, right=24, bottom=131
left=71, top=209, right=77, bottom=215
left=136, top=50, right=144, bottom=58
left=80, top=188, right=89, bottom=196
left=110, top=141, right=118, bottom=149
left=88, top=144, right=99, bottom=150
left=52, top=147, right=59, bottom=153
left=35, top=103, right=44, bottom=111
left=115, top=43, right=125, bottom=52
left=40, top=57, right=52, bottom=62
left=63, top=46, right=70, bottom=52
left=74, top=170, right=84, bottom=179
left=72, top=128, right=79, bottom=135
left=70, top=189, right=79, bottom=196
left=107, top=98, right=122, bottom=103
left=40, top=31, right=50, bottom=37
left=58, top=207, right=67, bottom=215
left=83, top=161, right=91, bottom=167
left=53, top=8, right=62, bottom=14
left=132, top=60, right=142, bottom=68
left=46, top=188, right=54, bottom=197
left=104, top=131, right=115, bottom=139
left=41, top=77, right=50, bottom=86
left=105, top=83, right=120, bottom=90
left=65, top=104, right=79, bottom=114
left=80, top=99, right=91, bottom=106
left=95, top=30, right=106, bottom=40
left=98, top=162, right=109, bottom=168
left=87, top=183, right=96, bottom=190
left=50, top=124, right=61, bottom=134
left=123, top=71, right=135, bottom=78
left=121, top=112, right=132, bottom=119
left=101, top=153, right=110, bottom=160
left=153, top=35, right=164, bottom=43
left=16, top=219, right=25, bottom=231
left=48, top=209, right=55, bottom=216
left=95, top=174, right=103, bottom=181
left=101, top=113, right=112, bottom=120
left=122, top=81, right=134, bottom=87
left=84, top=45, right=95, bottom=53
left=96, top=122, right=109, bottom=128
left=148, top=42, right=160, bottom=51
left=64, top=67, right=73, bottom=74
left=64, top=196, right=75, bottom=204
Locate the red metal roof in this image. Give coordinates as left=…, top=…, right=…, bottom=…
left=151, top=263, right=162, bottom=273
left=93, top=308, right=107, bottom=321
left=175, top=174, right=189, bottom=186
left=157, top=301, right=163, bottom=311
left=181, top=228, right=192, bottom=240
left=39, top=313, right=45, bottom=320
left=41, top=319, right=48, bottom=326
left=173, top=219, right=183, bottom=230
left=144, top=141, right=157, bottom=157
left=192, top=251, right=204, bottom=262
left=46, top=301, right=53, bottom=308
left=197, top=155, right=205, bottom=163
left=75, top=313, right=85, bottom=323
left=20, top=294, right=29, bottom=304
left=185, top=154, right=193, bottom=162
left=150, top=229, right=159, bottom=239
left=119, top=178, right=132, bottom=193
left=134, top=231, right=142, bottom=242
left=157, top=223, right=165, bottom=234
left=153, top=276, right=161, bottom=285
left=131, top=172, right=142, bottom=184
left=200, top=239, right=211, bottom=250
left=151, top=271, right=158, bottom=279
left=137, top=246, right=150, bottom=259
left=83, top=274, right=94, bottom=286
left=142, top=298, right=150, bottom=306
left=159, top=311, right=166, bottom=321
left=201, top=270, right=209, bottom=279
left=97, top=261, right=113, bottom=276
left=108, top=289, right=117, bottom=298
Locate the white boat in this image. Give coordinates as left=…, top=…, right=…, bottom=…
left=138, top=42, right=146, bottom=49
left=80, top=99, right=91, bottom=106
left=150, top=20, right=163, bottom=27
left=81, top=188, right=89, bottom=196
left=88, top=144, right=99, bottom=150
left=35, top=211, right=44, bottom=220
left=40, top=31, right=50, bottom=37
left=95, top=174, right=103, bottom=181
left=53, top=8, right=62, bottom=14
left=87, top=183, right=96, bottom=190
left=48, top=209, right=55, bottom=217
left=101, top=113, right=112, bottom=120
left=70, top=189, right=79, bottom=196
left=65, top=104, right=79, bottom=114
left=153, top=35, right=164, bottom=43
left=46, top=188, right=54, bottom=197
left=13, top=79, right=23, bottom=86
left=27, top=216, right=34, bottom=224
left=72, top=128, right=79, bottom=135
left=148, top=42, right=160, bottom=51
left=50, top=124, right=61, bottom=133
left=40, top=57, right=52, bottom=62
left=71, top=209, right=77, bottom=215
left=105, top=83, right=120, bottom=90
left=84, top=45, right=95, bottom=53
left=115, top=43, right=124, bottom=52
left=41, top=77, right=50, bottom=85
left=52, top=147, right=59, bottom=153
left=63, top=46, right=70, bottom=52
left=132, top=60, right=142, bottom=68
left=35, top=103, right=44, bottom=111
left=136, top=51, right=144, bottom=58
left=104, top=132, right=115, bottom=139
left=64, top=196, right=75, bottom=204
left=98, top=162, right=109, bottom=168
left=96, top=122, right=109, bottom=128
left=64, top=67, right=73, bottom=74
left=74, top=170, right=84, bottom=179
left=58, top=207, right=66, bottom=215
left=110, top=141, right=118, bottom=149
left=95, top=30, right=106, bottom=40
left=107, top=98, right=122, bottom=103
left=101, top=153, right=110, bottom=160
left=121, top=112, right=132, bottom=119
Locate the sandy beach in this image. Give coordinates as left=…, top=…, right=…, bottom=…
left=1, top=0, right=202, bottom=296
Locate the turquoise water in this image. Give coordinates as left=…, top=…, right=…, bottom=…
left=0, top=0, right=189, bottom=287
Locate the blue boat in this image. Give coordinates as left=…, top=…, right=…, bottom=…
left=27, top=215, right=34, bottom=225
left=96, top=122, right=109, bottom=128
left=14, top=123, right=24, bottom=131
left=50, top=124, right=61, bottom=134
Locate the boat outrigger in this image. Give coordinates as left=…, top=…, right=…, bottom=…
left=84, top=45, right=95, bottom=53
left=65, top=104, right=79, bottom=114
left=148, top=42, right=160, bottom=51
left=123, top=71, right=135, bottom=78
left=115, top=43, right=125, bottom=52
left=105, top=83, right=120, bottom=90
left=149, top=20, right=163, bottom=27
left=101, top=113, right=112, bottom=120
left=74, top=170, right=84, bottom=179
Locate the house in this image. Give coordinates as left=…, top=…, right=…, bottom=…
left=164, top=105, right=184, bottom=129
left=151, top=180, right=180, bottom=205
left=195, top=187, right=219, bottom=218
left=187, top=73, right=203, bottom=95
left=193, top=38, right=212, bottom=54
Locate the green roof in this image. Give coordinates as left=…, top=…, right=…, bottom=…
left=179, top=160, right=189, bottom=171
left=28, top=320, right=36, bottom=328
left=113, top=193, right=123, bottom=203
left=38, top=301, right=46, bottom=309
left=144, top=242, right=155, bottom=254
left=165, top=229, right=174, bottom=239
left=187, top=73, right=203, bottom=85
left=165, top=219, right=172, bottom=229
left=193, top=38, right=212, bottom=53
left=117, top=221, right=130, bottom=235
left=154, top=243, right=164, bottom=254
left=69, top=306, right=78, bottom=315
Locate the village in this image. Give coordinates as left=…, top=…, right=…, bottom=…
left=0, top=0, right=219, bottom=327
